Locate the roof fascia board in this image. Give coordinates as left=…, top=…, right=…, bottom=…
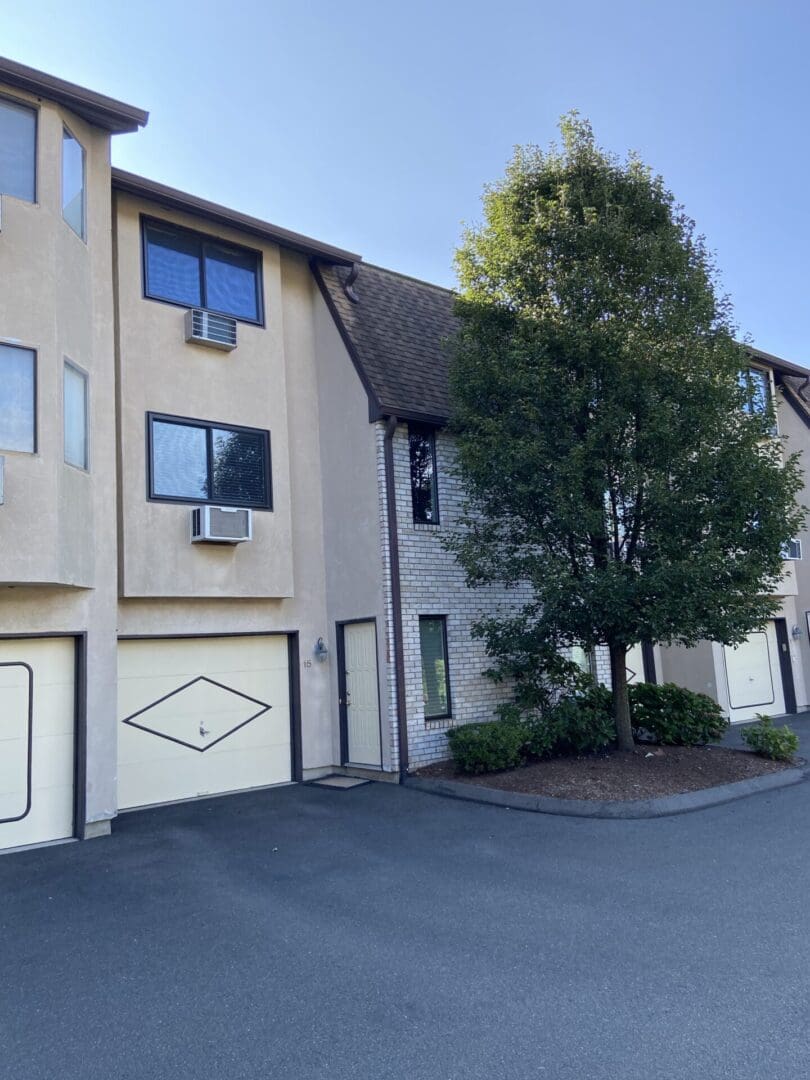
left=0, top=56, right=147, bottom=132
left=114, top=170, right=359, bottom=265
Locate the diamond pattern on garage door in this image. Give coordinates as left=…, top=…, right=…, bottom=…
left=122, top=675, right=271, bottom=752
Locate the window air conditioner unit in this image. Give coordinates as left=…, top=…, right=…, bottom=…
left=191, top=506, right=252, bottom=544
left=185, top=309, right=237, bottom=351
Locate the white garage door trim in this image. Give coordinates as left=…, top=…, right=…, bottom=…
left=0, top=634, right=79, bottom=852
left=117, top=632, right=300, bottom=810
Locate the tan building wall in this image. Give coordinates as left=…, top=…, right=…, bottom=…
left=114, top=192, right=295, bottom=599
left=0, top=83, right=119, bottom=822
left=113, top=202, right=347, bottom=774
left=313, top=290, right=391, bottom=769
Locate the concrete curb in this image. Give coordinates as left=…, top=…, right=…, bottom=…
left=405, top=763, right=810, bottom=819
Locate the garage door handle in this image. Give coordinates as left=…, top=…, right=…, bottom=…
left=199, top=722, right=210, bottom=737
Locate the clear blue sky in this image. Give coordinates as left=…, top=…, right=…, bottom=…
left=4, top=1, right=809, bottom=360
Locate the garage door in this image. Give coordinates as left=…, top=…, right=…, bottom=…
left=118, top=636, right=291, bottom=810
left=723, top=622, right=785, bottom=723
left=0, top=638, right=75, bottom=851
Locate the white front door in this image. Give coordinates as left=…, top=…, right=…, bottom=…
left=723, top=622, right=785, bottom=723
left=343, top=621, right=382, bottom=767
left=626, top=643, right=646, bottom=684
left=0, top=638, right=75, bottom=851
left=118, top=635, right=291, bottom=810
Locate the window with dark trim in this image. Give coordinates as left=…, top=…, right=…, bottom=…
left=419, top=616, right=451, bottom=720
left=409, top=424, right=439, bottom=524
left=142, top=218, right=263, bottom=324
left=147, top=412, right=272, bottom=509
left=0, top=96, right=36, bottom=202
left=0, top=343, right=36, bottom=453
left=738, top=367, right=772, bottom=416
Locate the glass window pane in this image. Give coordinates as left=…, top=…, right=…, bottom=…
left=420, top=617, right=449, bottom=718
left=0, top=344, right=35, bottom=452
left=204, top=243, right=260, bottom=321
left=145, top=224, right=202, bottom=308
left=62, top=129, right=85, bottom=238
left=410, top=428, right=438, bottom=523
left=0, top=99, right=35, bottom=202
left=151, top=421, right=208, bottom=499
left=64, top=363, right=87, bottom=469
left=211, top=427, right=267, bottom=505
left=739, top=368, right=771, bottom=415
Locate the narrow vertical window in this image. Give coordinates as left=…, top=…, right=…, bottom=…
left=409, top=424, right=439, bottom=524
left=64, top=361, right=88, bottom=469
left=419, top=616, right=451, bottom=719
left=0, top=343, right=35, bottom=452
left=0, top=97, right=36, bottom=202
left=738, top=367, right=772, bottom=416
left=62, top=128, right=86, bottom=239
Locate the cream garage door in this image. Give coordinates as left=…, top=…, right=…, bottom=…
left=723, top=623, right=785, bottom=723
left=0, top=638, right=75, bottom=851
left=118, top=636, right=291, bottom=810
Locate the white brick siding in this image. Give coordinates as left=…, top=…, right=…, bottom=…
left=377, top=423, right=532, bottom=768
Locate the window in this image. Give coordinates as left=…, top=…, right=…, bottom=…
left=409, top=424, right=439, bottom=524
left=148, top=413, right=271, bottom=509
left=738, top=367, right=772, bottom=416
left=143, top=219, right=263, bottom=323
left=64, top=361, right=88, bottom=469
left=782, top=538, right=802, bottom=561
left=62, top=128, right=85, bottom=239
left=419, top=616, right=451, bottom=719
left=571, top=646, right=591, bottom=674
left=0, top=97, right=35, bottom=202
left=0, top=343, right=35, bottom=453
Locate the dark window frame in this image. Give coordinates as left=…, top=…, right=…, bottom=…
left=146, top=411, right=273, bottom=511
left=408, top=423, right=440, bottom=525
left=140, top=215, right=265, bottom=326
left=0, top=92, right=38, bottom=204
left=419, top=614, right=452, bottom=721
left=0, top=341, right=37, bottom=455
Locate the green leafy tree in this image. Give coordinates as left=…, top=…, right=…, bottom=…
left=450, top=114, right=805, bottom=751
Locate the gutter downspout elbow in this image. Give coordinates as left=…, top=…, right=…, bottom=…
left=383, top=415, right=409, bottom=781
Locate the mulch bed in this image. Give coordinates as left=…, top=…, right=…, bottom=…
left=415, top=745, right=796, bottom=801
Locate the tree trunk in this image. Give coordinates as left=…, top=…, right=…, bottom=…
left=609, top=642, right=634, bottom=751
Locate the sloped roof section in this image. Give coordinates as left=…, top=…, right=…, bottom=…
left=0, top=56, right=148, bottom=133
left=314, top=261, right=458, bottom=423
left=114, top=170, right=360, bottom=265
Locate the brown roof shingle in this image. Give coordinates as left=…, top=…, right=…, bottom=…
left=314, top=261, right=458, bottom=423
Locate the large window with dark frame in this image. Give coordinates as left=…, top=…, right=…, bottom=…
left=738, top=366, right=772, bottom=416
left=147, top=413, right=272, bottom=509
left=0, top=96, right=36, bottom=202
left=409, top=424, right=439, bottom=524
left=142, top=218, right=263, bottom=323
left=419, top=616, right=451, bottom=720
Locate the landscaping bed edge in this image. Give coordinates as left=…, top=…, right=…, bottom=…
left=404, top=765, right=810, bottom=819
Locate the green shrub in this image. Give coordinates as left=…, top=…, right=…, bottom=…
left=548, top=683, right=615, bottom=754
left=629, top=682, right=728, bottom=746
left=740, top=715, right=800, bottom=762
left=446, top=718, right=527, bottom=774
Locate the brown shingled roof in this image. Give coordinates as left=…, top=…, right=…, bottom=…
left=313, top=261, right=458, bottom=423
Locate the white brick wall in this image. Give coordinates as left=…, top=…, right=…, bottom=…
left=377, top=423, right=532, bottom=768
left=375, top=422, right=614, bottom=770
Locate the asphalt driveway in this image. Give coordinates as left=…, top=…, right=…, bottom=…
left=2, top=727, right=810, bottom=1079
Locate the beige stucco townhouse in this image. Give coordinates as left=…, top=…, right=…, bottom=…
left=1, top=57, right=809, bottom=854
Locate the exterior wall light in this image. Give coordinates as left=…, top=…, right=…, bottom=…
left=314, top=637, right=329, bottom=661
left=791, top=625, right=802, bottom=640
